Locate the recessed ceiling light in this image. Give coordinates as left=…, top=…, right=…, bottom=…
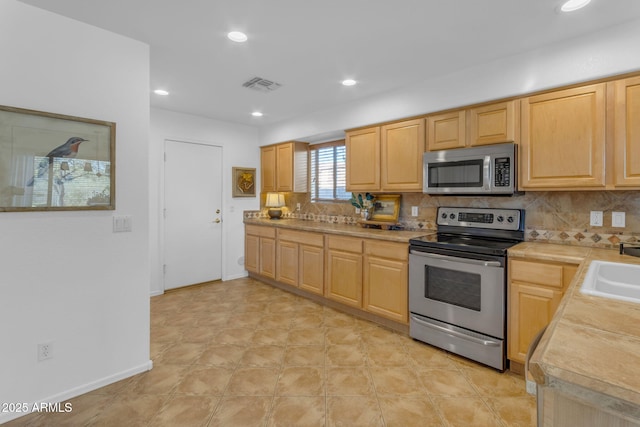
left=227, top=31, right=248, bottom=42
left=251, top=111, right=263, bottom=117
left=342, top=79, right=357, bottom=87
left=560, top=0, right=591, bottom=12
left=153, top=89, right=169, bottom=96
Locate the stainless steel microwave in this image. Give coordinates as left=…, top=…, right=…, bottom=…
left=423, top=143, right=516, bottom=195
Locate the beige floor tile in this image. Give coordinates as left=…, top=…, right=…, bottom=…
left=90, top=395, right=169, bottom=426
left=252, top=328, right=289, bottom=345
left=275, top=366, right=324, bottom=396
left=150, top=395, right=219, bottom=427
left=365, top=343, right=409, bottom=367
left=225, top=313, right=264, bottom=329
left=432, top=397, right=503, bottom=427
left=463, top=365, right=528, bottom=397
left=258, top=313, right=293, bottom=329
left=268, top=396, right=326, bottom=427
left=290, top=312, right=324, bottom=328
left=150, top=325, right=183, bottom=343
left=326, top=344, right=366, bottom=366
left=195, top=312, right=230, bottom=327
left=283, top=345, right=325, bottom=366
left=323, top=311, right=357, bottom=328
left=208, top=396, right=272, bottom=427
left=485, top=396, right=537, bottom=427
left=326, top=396, right=384, bottom=427
left=239, top=345, right=285, bottom=367
left=195, top=344, right=245, bottom=367
left=215, top=328, right=256, bottom=345
left=180, top=325, right=219, bottom=343
left=157, top=342, right=208, bottom=365
left=287, top=327, right=326, bottom=345
left=226, top=367, right=279, bottom=396
left=370, top=366, right=425, bottom=397
left=378, top=396, right=443, bottom=427
left=175, top=366, right=233, bottom=395
left=419, top=368, right=479, bottom=397
left=325, top=327, right=362, bottom=345
left=327, top=366, right=374, bottom=396
left=130, top=364, right=188, bottom=395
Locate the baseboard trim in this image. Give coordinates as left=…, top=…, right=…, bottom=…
left=223, top=271, right=248, bottom=281
left=0, top=360, right=153, bottom=424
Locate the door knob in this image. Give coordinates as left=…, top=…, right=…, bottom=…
left=216, top=209, right=221, bottom=214
left=213, top=218, right=221, bottom=223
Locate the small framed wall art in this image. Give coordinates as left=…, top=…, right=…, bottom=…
left=0, top=105, right=116, bottom=212
left=232, top=167, right=256, bottom=197
left=370, top=194, right=401, bottom=222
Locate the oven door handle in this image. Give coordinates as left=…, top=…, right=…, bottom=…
left=411, top=315, right=501, bottom=347
left=410, top=250, right=502, bottom=267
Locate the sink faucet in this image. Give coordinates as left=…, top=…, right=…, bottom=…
left=620, top=242, right=640, bottom=256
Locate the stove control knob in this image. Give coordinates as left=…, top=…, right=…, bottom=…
left=449, top=213, right=456, bottom=220
left=507, top=216, right=514, bottom=223
left=441, top=212, right=448, bottom=219
left=496, top=215, right=504, bottom=223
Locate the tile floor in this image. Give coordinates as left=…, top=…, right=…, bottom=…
left=8, top=277, right=536, bottom=426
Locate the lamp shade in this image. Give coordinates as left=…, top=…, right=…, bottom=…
left=265, top=192, right=285, bottom=208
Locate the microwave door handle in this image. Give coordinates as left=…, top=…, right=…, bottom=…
left=484, top=155, right=491, bottom=191
left=410, top=250, right=502, bottom=267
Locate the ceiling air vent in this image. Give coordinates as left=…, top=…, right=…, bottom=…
left=242, top=77, right=282, bottom=93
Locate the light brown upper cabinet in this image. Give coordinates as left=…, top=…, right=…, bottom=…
left=469, top=101, right=518, bottom=147
left=426, top=100, right=517, bottom=151
left=613, top=76, right=640, bottom=188
left=260, top=141, right=309, bottom=193
left=346, top=119, right=425, bottom=192
left=427, top=111, right=466, bottom=150
left=520, top=84, right=606, bottom=190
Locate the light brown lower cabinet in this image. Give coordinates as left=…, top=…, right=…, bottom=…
left=363, top=240, right=408, bottom=323
left=247, top=226, right=410, bottom=326
left=245, top=225, right=276, bottom=279
left=276, top=229, right=324, bottom=295
left=508, top=258, right=578, bottom=365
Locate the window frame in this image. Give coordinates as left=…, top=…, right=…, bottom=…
left=309, top=140, right=349, bottom=203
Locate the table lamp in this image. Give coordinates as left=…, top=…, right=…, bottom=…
left=265, top=192, right=285, bottom=219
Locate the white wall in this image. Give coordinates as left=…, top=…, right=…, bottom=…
left=149, top=108, right=260, bottom=295
left=0, top=1, right=150, bottom=423
left=260, top=18, right=640, bottom=144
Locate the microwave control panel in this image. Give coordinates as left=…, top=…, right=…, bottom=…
left=494, top=157, right=511, bottom=187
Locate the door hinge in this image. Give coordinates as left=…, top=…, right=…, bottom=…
left=163, top=264, right=166, bottom=275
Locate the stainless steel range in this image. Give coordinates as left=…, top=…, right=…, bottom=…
left=409, top=207, right=524, bottom=371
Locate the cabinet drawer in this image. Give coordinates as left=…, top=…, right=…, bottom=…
left=510, top=259, right=565, bottom=288
left=246, top=225, right=276, bottom=238
left=278, top=229, right=323, bottom=246
left=364, top=240, right=408, bottom=261
left=326, top=235, right=362, bottom=253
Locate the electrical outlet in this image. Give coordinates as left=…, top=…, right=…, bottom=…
left=38, top=342, right=53, bottom=361
left=590, top=211, right=603, bottom=227
left=411, top=206, right=419, bottom=217
left=296, top=203, right=301, bottom=212
left=612, top=211, right=626, bottom=227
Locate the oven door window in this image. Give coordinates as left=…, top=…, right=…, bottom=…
left=428, top=159, right=484, bottom=188
left=425, top=265, right=481, bottom=311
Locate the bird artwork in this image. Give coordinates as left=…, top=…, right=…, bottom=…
left=26, top=137, right=89, bottom=186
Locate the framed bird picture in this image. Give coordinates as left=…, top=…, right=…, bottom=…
left=0, top=105, right=115, bottom=212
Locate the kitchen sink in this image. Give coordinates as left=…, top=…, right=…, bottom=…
left=580, top=261, right=640, bottom=304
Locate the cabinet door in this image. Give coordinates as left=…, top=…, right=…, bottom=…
left=276, top=240, right=298, bottom=286
left=508, top=282, right=563, bottom=364
left=299, top=244, right=324, bottom=295
left=245, top=234, right=259, bottom=273
left=259, top=237, right=276, bottom=279
left=276, top=142, right=294, bottom=192
left=520, top=84, right=606, bottom=189
left=346, top=127, right=380, bottom=191
left=381, top=119, right=425, bottom=192
left=326, top=249, right=363, bottom=307
left=363, top=256, right=408, bottom=323
left=614, top=76, right=640, bottom=187
left=427, top=110, right=466, bottom=151
left=469, top=101, right=517, bottom=146
left=261, top=146, right=277, bottom=192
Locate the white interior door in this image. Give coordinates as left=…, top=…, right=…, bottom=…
left=164, top=140, right=222, bottom=290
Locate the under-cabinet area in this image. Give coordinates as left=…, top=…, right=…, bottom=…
left=245, top=220, right=427, bottom=330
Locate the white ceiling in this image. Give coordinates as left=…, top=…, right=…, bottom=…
left=17, top=0, right=640, bottom=127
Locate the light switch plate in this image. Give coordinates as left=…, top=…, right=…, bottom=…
left=612, top=211, right=625, bottom=227
left=590, top=211, right=603, bottom=227
left=411, top=206, right=419, bottom=217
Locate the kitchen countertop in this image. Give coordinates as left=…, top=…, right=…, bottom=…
left=512, top=242, right=640, bottom=418
left=243, top=217, right=434, bottom=243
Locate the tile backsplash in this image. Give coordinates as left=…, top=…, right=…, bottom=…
left=249, top=191, right=640, bottom=249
